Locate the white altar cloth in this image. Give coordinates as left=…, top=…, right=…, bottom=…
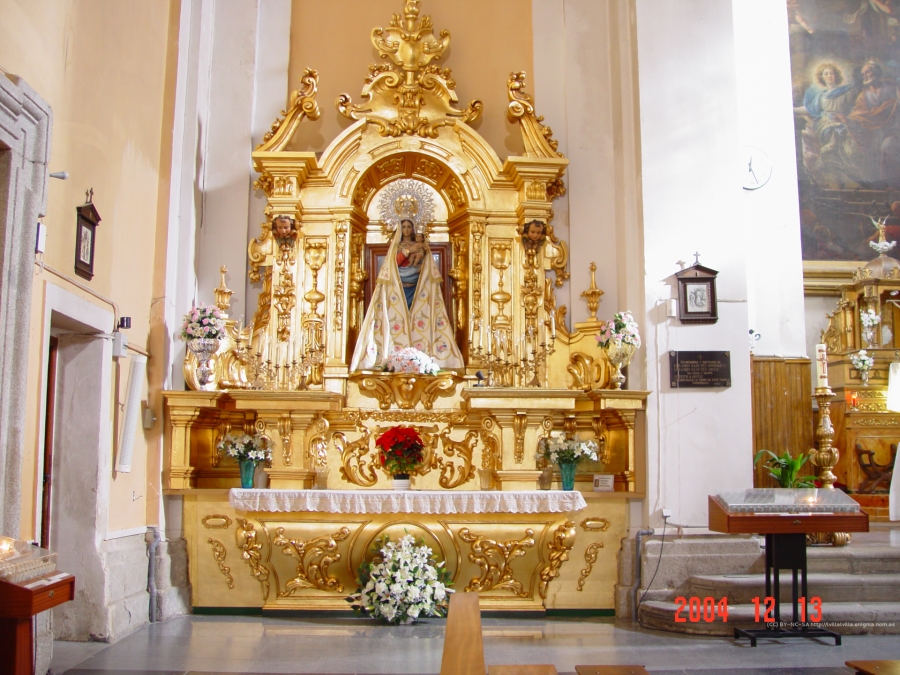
left=229, top=489, right=587, bottom=514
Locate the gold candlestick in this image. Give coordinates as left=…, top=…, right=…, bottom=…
left=809, top=385, right=851, bottom=547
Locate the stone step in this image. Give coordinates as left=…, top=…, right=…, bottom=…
left=805, top=545, right=900, bottom=574
left=638, top=599, right=900, bottom=635
left=686, top=572, right=900, bottom=603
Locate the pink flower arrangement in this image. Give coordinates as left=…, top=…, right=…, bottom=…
left=181, top=303, right=225, bottom=341
left=596, top=311, right=641, bottom=349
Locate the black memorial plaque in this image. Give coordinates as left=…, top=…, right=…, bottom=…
left=669, top=350, right=731, bottom=388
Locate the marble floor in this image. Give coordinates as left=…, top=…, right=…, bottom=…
left=51, top=525, right=900, bottom=674
left=51, top=613, right=900, bottom=674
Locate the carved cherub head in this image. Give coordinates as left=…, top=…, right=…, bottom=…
left=272, top=216, right=297, bottom=242
left=522, top=219, right=547, bottom=250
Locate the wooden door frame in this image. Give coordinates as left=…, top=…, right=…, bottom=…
left=40, top=336, right=58, bottom=549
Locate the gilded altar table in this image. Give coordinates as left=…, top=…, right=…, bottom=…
left=186, top=488, right=627, bottom=613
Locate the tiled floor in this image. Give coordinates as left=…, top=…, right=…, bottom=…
left=52, top=525, right=900, bottom=674
left=51, top=614, right=900, bottom=674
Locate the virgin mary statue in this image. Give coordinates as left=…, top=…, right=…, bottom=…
left=350, top=180, right=463, bottom=372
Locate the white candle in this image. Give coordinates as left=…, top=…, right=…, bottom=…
left=550, top=312, right=556, bottom=338
left=299, top=320, right=306, bottom=359
left=815, top=343, right=829, bottom=388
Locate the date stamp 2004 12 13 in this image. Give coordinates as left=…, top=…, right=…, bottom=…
left=673, top=596, right=823, bottom=624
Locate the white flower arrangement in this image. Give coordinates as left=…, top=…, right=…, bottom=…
left=385, top=347, right=440, bottom=375
left=850, top=349, right=875, bottom=372
left=596, top=311, right=641, bottom=349
left=860, top=309, right=881, bottom=329
left=217, top=433, right=271, bottom=464
left=348, top=534, right=453, bottom=624
left=181, top=303, right=225, bottom=341
left=537, top=432, right=599, bottom=466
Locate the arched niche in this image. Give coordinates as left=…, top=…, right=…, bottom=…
left=343, top=143, right=477, bottom=363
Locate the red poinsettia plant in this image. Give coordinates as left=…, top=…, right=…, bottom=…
left=375, top=426, right=425, bottom=478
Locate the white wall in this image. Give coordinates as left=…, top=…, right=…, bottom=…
left=188, top=0, right=292, bottom=325
left=636, top=0, right=753, bottom=529
left=733, top=0, right=808, bottom=358
left=534, top=1, right=758, bottom=529
left=197, top=0, right=260, bottom=320
left=246, top=0, right=292, bottom=322
left=533, top=0, right=640, bottom=329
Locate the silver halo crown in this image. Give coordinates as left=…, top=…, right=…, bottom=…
left=378, top=178, right=435, bottom=238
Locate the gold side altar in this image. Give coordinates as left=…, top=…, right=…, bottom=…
left=164, top=0, right=647, bottom=613
left=819, top=233, right=900, bottom=512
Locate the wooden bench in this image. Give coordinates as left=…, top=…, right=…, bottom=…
left=441, top=593, right=557, bottom=675
left=440, top=592, right=644, bottom=675
left=846, top=661, right=900, bottom=675
left=440, top=592, right=487, bottom=675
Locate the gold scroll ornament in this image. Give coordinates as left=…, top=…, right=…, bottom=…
left=576, top=517, right=611, bottom=591
left=207, top=539, right=234, bottom=590
left=273, top=526, right=351, bottom=595
left=336, top=0, right=481, bottom=138
left=459, top=527, right=535, bottom=596
left=235, top=518, right=271, bottom=602
left=538, top=520, right=577, bottom=599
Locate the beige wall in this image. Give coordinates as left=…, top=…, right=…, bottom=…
left=288, top=0, right=533, bottom=157
left=0, top=0, right=176, bottom=538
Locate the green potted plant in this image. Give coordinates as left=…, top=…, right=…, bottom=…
left=753, top=449, right=817, bottom=488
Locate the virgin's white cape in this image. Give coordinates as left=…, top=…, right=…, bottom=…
left=350, top=229, right=463, bottom=371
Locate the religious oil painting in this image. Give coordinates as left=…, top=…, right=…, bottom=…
left=789, top=0, right=900, bottom=261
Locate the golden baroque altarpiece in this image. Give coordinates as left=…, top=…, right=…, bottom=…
left=165, top=1, right=647, bottom=612
left=818, top=237, right=900, bottom=512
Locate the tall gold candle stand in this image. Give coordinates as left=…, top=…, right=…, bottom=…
left=809, top=385, right=851, bottom=547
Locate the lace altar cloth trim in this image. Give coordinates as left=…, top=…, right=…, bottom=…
left=229, top=489, right=587, bottom=514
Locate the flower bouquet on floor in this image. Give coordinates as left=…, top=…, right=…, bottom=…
left=375, top=427, right=425, bottom=489
left=347, top=534, right=452, bottom=624
left=385, top=346, right=440, bottom=375
left=537, top=432, right=599, bottom=491
left=217, top=433, right=271, bottom=489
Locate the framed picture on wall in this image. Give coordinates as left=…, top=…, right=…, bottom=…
left=676, top=263, right=718, bottom=324
left=74, top=189, right=101, bottom=281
